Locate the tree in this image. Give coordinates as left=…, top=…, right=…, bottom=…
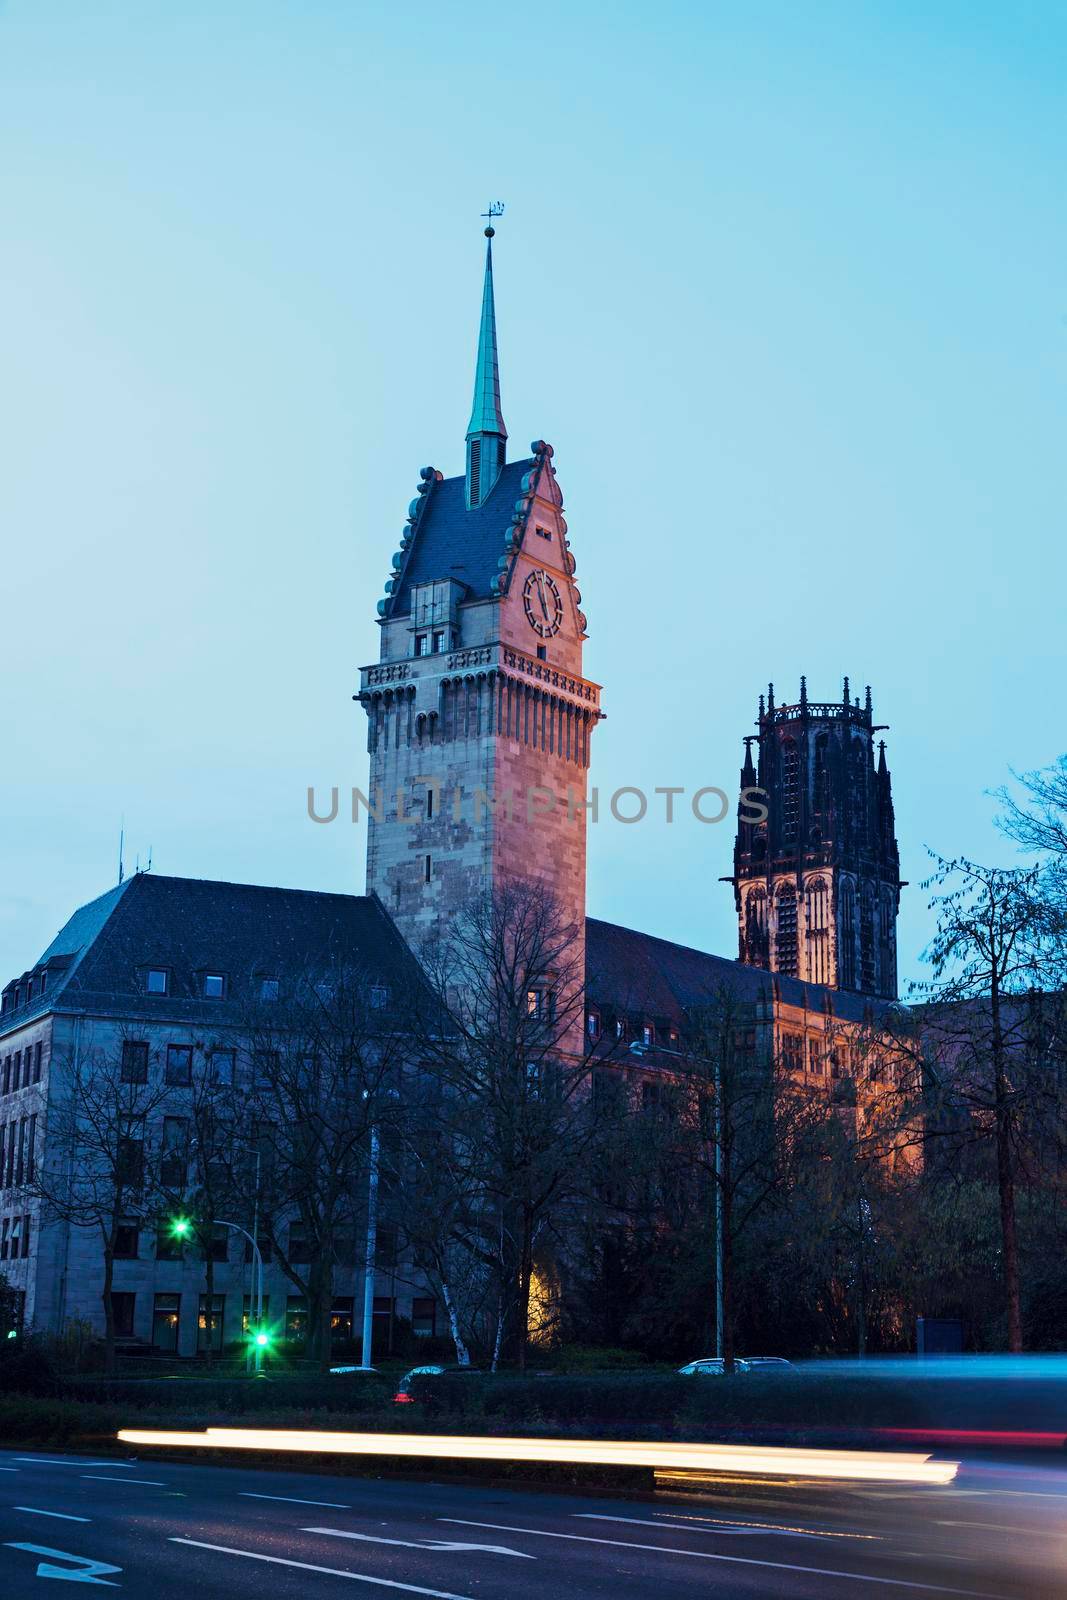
left=407, top=882, right=611, bottom=1370
left=238, top=958, right=408, bottom=1370
left=31, top=1030, right=169, bottom=1373
left=996, top=755, right=1067, bottom=953
left=911, top=853, right=1058, bottom=1352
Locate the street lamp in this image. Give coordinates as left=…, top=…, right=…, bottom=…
left=360, top=1088, right=399, bottom=1371
left=167, top=1211, right=266, bottom=1373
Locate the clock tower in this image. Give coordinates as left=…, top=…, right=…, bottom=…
left=358, top=225, right=602, bottom=986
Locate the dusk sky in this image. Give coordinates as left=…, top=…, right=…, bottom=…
left=1, top=1, right=1063, bottom=990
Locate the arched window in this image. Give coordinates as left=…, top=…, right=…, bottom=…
left=839, top=878, right=856, bottom=989
left=743, top=888, right=768, bottom=966
left=805, top=877, right=829, bottom=985
left=775, top=883, right=798, bottom=977
left=781, top=739, right=800, bottom=842
left=860, top=882, right=876, bottom=992
left=813, top=732, right=830, bottom=815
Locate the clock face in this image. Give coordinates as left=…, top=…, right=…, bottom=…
left=522, top=568, right=564, bottom=638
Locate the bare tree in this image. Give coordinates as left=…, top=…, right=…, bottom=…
left=407, top=882, right=609, bottom=1370
left=31, top=1031, right=169, bottom=1373
left=911, top=853, right=1057, bottom=1351
left=238, top=959, right=408, bottom=1371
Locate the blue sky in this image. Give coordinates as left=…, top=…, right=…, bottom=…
left=1, top=1, right=1064, bottom=989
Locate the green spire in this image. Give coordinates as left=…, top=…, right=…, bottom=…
left=465, top=225, right=506, bottom=506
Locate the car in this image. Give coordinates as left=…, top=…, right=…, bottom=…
left=393, top=1362, right=486, bottom=1402
left=677, top=1357, right=752, bottom=1375
left=328, top=1364, right=381, bottom=1375
left=739, top=1356, right=795, bottom=1371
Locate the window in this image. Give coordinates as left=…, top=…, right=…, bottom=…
left=197, top=1293, right=225, bottom=1353
left=1, top=1057, right=8, bottom=1095
left=526, top=989, right=543, bottom=1018
left=330, top=1296, right=355, bottom=1341
left=156, top=1225, right=184, bottom=1261
left=586, top=1011, right=600, bottom=1040
left=206, top=1225, right=229, bottom=1263
left=412, top=1296, right=437, bottom=1337
left=0, top=1219, right=8, bottom=1259
left=423, top=854, right=431, bottom=884
left=152, top=1293, right=180, bottom=1352
left=781, top=1031, right=804, bottom=1074
left=111, top=1292, right=136, bottom=1338
left=121, top=1040, right=149, bottom=1084
left=211, top=1048, right=235, bottom=1085
left=165, top=1044, right=192, bottom=1086
left=641, top=1024, right=655, bottom=1048
left=15, top=1118, right=27, bottom=1185
left=776, top=885, right=798, bottom=978
left=535, top=525, right=551, bottom=540
left=253, top=1049, right=279, bottom=1088
left=114, top=1220, right=139, bottom=1259
left=243, top=1233, right=272, bottom=1264
left=242, top=1294, right=270, bottom=1334
left=145, top=968, right=169, bottom=995
left=32, top=1042, right=42, bottom=1083
left=780, top=739, right=800, bottom=842
left=117, top=1124, right=145, bottom=1190
left=12, top=1051, right=21, bottom=1090
left=202, top=973, right=226, bottom=999
left=259, top=976, right=280, bottom=1002
left=369, top=984, right=389, bottom=1010
left=19, top=1212, right=30, bottom=1259
left=160, top=1117, right=188, bottom=1189
left=288, top=1222, right=311, bottom=1264
left=807, top=1037, right=824, bottom=1076
left=432, top=630, right=445, bottom=653
left=536, top=644, right=547, bottom=660
left=414, top=633, right=427, bottom=657
left=285, top=1295, right=308, bottom=1341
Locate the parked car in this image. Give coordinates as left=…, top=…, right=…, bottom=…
left=328, top=1364, right=381, bottom=1375
left=393, top=1363, right=486, bottom=1402
left=739, top=1356, right=795, bottom=1371
left=677, top=1357, right=752, bottom=1375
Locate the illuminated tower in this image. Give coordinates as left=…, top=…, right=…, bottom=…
left=731, top=678, right=901, bottom=999
left=357, top=222, right=601, bottom=975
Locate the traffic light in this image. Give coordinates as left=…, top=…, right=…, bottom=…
left=254, top=1330, right=270, bottom=1349
left=170, top=1216, right=192, bottom=1239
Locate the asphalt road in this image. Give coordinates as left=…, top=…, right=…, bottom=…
left=1, top=1447, right=1065, bottom=1598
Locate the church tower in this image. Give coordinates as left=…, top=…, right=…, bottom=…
left=731, top=679, right=901, bottom=1000
left=358, top=224, right=601, bottom=978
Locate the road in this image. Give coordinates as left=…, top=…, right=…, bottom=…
left=1, top=1447, right=1065, bottom=1597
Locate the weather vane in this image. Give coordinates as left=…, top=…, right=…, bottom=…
left=481, top=201, right=504, bottom=237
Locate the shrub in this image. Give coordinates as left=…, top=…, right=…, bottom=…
left=0, top=1334, right=59, bottom=1396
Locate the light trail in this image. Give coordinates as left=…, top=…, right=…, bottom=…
left=115, top=1426, right=958, bottom=1485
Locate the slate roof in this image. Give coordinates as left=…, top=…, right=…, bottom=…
left=0, top=874, right=422, bottom=1035
left=391, top=458, right=533, bottom=614
left=586, top=917, right=877, bottom=1027
left=2, top=875, right=878, bottom=1040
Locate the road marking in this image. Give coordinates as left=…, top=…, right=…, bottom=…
left=4, top=1543, right=120, bottom=1585
left=438, top=1519, right=1002, bottom=1595
left=169, top=1539, right=476, bottom=1597
left=81, top=1475, right=165, bottom=1486
left=305, top=1527, right=534, bottom=1559
left=581, top=1512, right=837, bottom=1541
left=15, top=1508, right=92, bottom=1523
left=240, top=1491, right=352, bottom=1508
left=15, top=1460, right=138, bottom=1469
left=0, top=1467, right=19, bottom=1472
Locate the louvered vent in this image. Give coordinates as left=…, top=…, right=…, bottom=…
left=469, top=438, right=481, bottom=506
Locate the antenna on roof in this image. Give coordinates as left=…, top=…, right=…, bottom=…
left=146, top=845, right=153, bottom=873
left=118, top=818, right=125, bottom=885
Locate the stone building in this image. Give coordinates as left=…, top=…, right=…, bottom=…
left=0, top=226, right=902, bottom=1346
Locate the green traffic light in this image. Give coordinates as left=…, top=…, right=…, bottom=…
left=254, top=1331, right=270, bottom=1348
left=170, top=1216, right=191, bottom=1238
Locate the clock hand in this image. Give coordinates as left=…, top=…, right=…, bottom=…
left=535, top=572, right=550, bottom=619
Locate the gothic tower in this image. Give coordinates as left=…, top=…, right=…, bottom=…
left=731, top=678, right=901, bottom=999
left=358, top=225, right=601, bottom=982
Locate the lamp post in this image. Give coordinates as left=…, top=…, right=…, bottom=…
left=359, top=1089, right=399, bottom=1371
left=169, top=1212, right=266, bottom=1373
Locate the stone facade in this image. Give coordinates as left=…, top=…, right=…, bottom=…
left=732, top=680, right=902, bottom=1000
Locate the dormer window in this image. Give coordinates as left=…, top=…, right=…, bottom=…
left=259, top=977, right=280, bottom=1002
left=145, top=968, right=169, bottom=996
left=203, top=973, right=226, bottom=1000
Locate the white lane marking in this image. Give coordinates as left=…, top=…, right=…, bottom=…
left=169, top=1538, right=475, bottom=1598
left=438, top=1519, right=1003, bottom=1596
left=580, top=1512, right=837, bottom=1542
left=0, top=1467, right=19, bottom=1472
left=14, top=1459, right=139, bottom=1469
left=240, top=1491, right=352, bottom=1508
left=4, top=1543, right=120, bottom=1585
left=81, top=1475, right=165, bottom=1486
left=305, top=1526, right=534, bottom=1560
left=14, top=1507, right=92, bottom=1523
